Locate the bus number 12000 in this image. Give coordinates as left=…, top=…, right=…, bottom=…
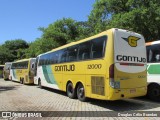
left=87, top=64, right=102, bottom=69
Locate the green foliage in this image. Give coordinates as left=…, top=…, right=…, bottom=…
left=0, top=45, right=14, bottom=64
left=88, top=0, right=110, bottom=34
left=26, top=18, right=91, bottom=58
left=89, top=0, right=160, bottom=41
left=41, top=18, right=87, bottom=45
left=25, top=38, right=42, bottom=58
left=0, top=39, right=29, bottom=64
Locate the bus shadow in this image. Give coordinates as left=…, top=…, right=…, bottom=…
left=36, top=86, right=160, bottom=111
left=0, top=86, right=16, bottom=92
left=38, top=86, right=67, bottom=96
left=3, top=79, right=11, bottom=81
left=134, top=96, right=160, bottom=103
left=24, top=84, right=36, bottom=86
left=88, top=97, right=160, bottom=111
left=11, top=80, right=20, bottom=84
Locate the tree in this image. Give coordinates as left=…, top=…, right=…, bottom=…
left=25, top=38, right=47, bottom=58
left=37, top=18, right=89, bottom=53
left=88, top=0, right=160, bottom=41
left=0, top=39, right=29, bottom=63
left=88, top=0, right=110, bottom=34
left=0, top=45, right=14, bottom=64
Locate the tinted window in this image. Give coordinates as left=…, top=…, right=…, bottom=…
left=38, top=35, right=107, bottom=65
left=45, top=54, right=50, bottom=65
left=91, top=36, right=106, bottom=59
left=11, top=61, right=28, bottom=69
left=51, top=51, right=59, bottom=64
left=147, top=44, right=160, bottom=63
left=41, top=55, right=46, bottom=65
left=78, top=41, right=91, bottom=60
left=67, top=45, right=78, bottom=62
left=59, top=49, right=68, bottom=63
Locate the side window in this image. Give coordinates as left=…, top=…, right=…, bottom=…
left=78, top=42, right=91, bottom=60
left=67, top=45, right=78, bottom=62
left=91, top=36, right=106, bottom=59
left=45, top=54, right=50, bottom=65
left=12, top=63, right=14, bottom=69
left=31, top=63, right=35, bottom=69
left=147, top=46, right=152, bottom=62
left=21, top=62, right=23, bottom=68
left=22, top=61, right=28, bottom=69
left=18, top=63, right=20, bottom=69
left=50, top=51, right=59, bottom=64
left=147, top=44, right=160, bottom=63
left=43, top=55, right=47, bottom=65
left=48, top=53, right=53, bottom=65
left=11, top=63, right=14, bottom=69
left=50, top=53, right=54, bottom=64
left=17, top=63, right=20, bottom=69
left=59, top=49, right=68, bottom=63
left=41, top=55, right=45, bottom=65
left=54, top=52, right=59, bottom=64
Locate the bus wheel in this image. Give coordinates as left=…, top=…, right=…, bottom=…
left=77, top=83, right=87, bottom=102
left=20, top=78, right=23, bottom=84
left=22, top=78, right=25, bottom=84
left=66, top=82, right=76, bottom=99
left=38, top=79, right=42, bottom=88
left=147, top=84, right=160, bottom=101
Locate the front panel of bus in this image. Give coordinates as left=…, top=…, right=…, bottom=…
left=3, top=63, right=12, bottom=80
left=109, top=29, right=147, bottom=100
left=28, top=58, right=36, bottom=84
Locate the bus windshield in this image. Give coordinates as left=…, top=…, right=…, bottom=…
left=147, top=44, right=160, bottom=63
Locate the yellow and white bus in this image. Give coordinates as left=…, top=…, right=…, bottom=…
left=34, top=28, right=147, bottom=101
left=146, top=41, right=160, bottom=101
left=0, top=65, right=4, bottom=78
left=10, top=58, right=36, bottom=84
left=3, top=62, right=12, bottom=80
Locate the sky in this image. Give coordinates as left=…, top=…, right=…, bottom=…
left=0, top=0, right=96, bottom=45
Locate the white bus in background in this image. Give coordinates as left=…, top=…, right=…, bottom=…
left=146, top=41, right=160, bottom=101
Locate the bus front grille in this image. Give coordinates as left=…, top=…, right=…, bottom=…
left=91, top=76, right=105, bottom=96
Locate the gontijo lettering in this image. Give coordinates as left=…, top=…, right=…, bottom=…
left=55, top=64, right=75, bottom=71
left=116, top=55, right=146, bottom=63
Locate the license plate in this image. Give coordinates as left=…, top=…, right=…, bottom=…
left=130, top=89, right=136, bottom=93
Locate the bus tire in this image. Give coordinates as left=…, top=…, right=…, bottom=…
left=77, top=83, right=88, bottom=102
left=66, top=82, right=76, bottom=99
left=22, top=78, right=25, bottom=84
left=147, top=84, right=160, bottom=101
left=20, top=78, right=23, bottom=84
left=38, top=79, right=42, bottom=88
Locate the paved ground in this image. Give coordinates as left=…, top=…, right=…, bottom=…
left=0, top=78, right=160, bottom=120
